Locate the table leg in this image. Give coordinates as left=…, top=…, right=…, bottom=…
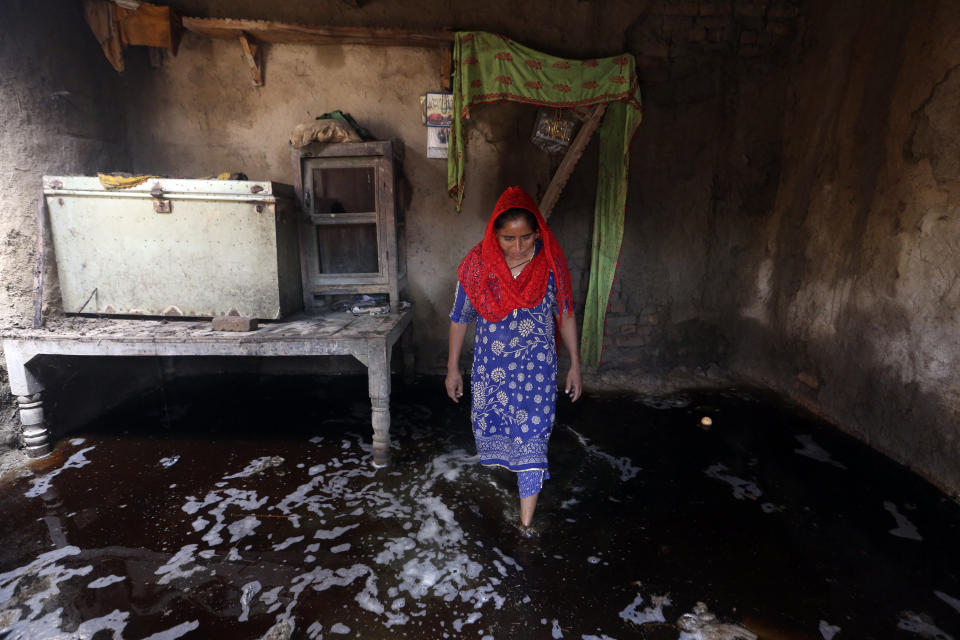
left=18, top=392, right=51, bottom=458
left=367, top=342, right=392, bottom=467
left=3, top=345, right=49, bottom=458
left=400, top=323, right=415, bottom=384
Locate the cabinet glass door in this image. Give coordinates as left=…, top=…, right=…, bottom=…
left=306, top=163, right=381, bottom=277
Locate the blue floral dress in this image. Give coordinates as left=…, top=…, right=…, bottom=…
left=450, top=273, right=560, bottom=498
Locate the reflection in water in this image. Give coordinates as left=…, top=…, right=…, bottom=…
left=1, top=376, right=959, bottom=639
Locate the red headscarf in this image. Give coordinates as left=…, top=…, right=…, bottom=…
left=457, top=186, right=574, bottom=323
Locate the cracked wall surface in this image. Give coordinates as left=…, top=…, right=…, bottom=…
left=0, top=0, right=129, bottom=447
left=721, top=0, right=960, bottom=495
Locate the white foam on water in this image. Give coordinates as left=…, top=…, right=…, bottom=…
left=619, top=592, right=670, bottom=626
left=238, top=581, right=261, bottom=622
left=819, top=619, right=841, bottom=639
left=315, top=524, right=360, bottom=540
left=566, top=426, right=640, bottom=481
left=561, top=498, right=580, bottom=509
left=453, top=611, right=482, bottom=632
left=492, top=547, right=522, bottom=572
left=88, top=575, right=125, bottom=589
left=0, top=548, right=100, bottom=639
left=0, top=546, right=81, bottom=606
left=12, top=432, right=527, bottom=637
left=897, top=612, right=954, bottom=640
left=883, top=501, right=923, bottom=541
left=935, top=590, right=960, bottom=614
left=155, top=545, right=203, bottom=585
left=7, top=608, right=129, bottom=640
left=424, top=450, right=477, bottom=485
left=310, top=436, right=324, bottom=443
left=260, top=585, right=283, bottom=605
left=552, top=619, right=564, bottom=638
left=582, top=634, right=617, bottom=640
left=704, top=464, right=762, bottom=501
left=76, top=609, right=129, bottom=637
left=223, top=456, right=285, bottom=479
left=159, top=455, right=180, bottom=468
left=274, top=536, right=305, bottom=551
left=306, top=622, right=323, bottom=639
left=376, top=537, right=417, bottom=564
left=228, top=516, right=261, bottom=543
left=331, top=622, right=351, bottom=634
left=140, top=620, right=200, bottom=639
left=794, top=435, right=847, bottom=469
left=25, top=447, right=96, bottom=498
left=185, top=488, right=268, bottom=547
left=69, top=438, right=86, bottom=445
left=182, top=492, right=222, bottom=515
left=587, top=556, right=601, bottom=565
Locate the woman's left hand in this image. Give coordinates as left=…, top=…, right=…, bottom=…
left=565, top=365, right=582, bottom=402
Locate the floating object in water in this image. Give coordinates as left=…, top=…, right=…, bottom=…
left=677, top=602, right=757, bottom=640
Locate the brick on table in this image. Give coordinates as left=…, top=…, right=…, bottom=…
left=211, top=315, right=259, bottom=332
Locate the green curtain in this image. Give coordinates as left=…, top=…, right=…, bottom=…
left=580, top=101, right=644, bottom=366
left=448, top=31, right=643, bottom=365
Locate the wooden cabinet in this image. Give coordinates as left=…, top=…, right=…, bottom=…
left=292, top=141, right=407, bottom=311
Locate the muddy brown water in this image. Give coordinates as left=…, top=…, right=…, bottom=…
left=1, top=375, right=959, bottom=639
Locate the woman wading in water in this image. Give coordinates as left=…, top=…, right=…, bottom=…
left=445, top=186, right=582, bottom=528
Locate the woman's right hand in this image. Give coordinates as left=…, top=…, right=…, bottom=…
left=445, top=370, right=464, bottom=403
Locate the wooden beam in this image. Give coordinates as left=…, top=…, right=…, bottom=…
left=238, top=33, right=262, bottom=86
left=539, top=103, right=607, bottom=219
left=440, top=46, right=452, bottom=92
left=183, top=17, right=453, bottom=48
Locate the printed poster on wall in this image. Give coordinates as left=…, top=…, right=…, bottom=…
left=425, top=92, right=452, bottom=159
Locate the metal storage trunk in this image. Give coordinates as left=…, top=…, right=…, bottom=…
left=42, top=176, right=301, bottom=319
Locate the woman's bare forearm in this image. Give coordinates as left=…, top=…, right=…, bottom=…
left=559, top=312, right=580, bottom=366
left=447, top=321, right=468, bottom=372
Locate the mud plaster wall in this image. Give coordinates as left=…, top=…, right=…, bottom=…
left=721, top=0, right=960, bottom=495
left=0, top=0, right=801, bottom=451
left=0, top=0, right=129, bottom=446
left=117, top=0, right=799, bottom=378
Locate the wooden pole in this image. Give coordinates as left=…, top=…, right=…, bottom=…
left=539, top=103, right=607, bottom=220
left=238, top=33, right=263, bottom=86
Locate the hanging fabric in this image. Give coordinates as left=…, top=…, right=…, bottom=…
left=448, top=31, right=643, bottom=366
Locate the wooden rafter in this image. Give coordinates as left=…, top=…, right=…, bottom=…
left=440, top=47, right=452, bottom=92
left=183, top=17, right=453, bottom=48
left=238, top=33, right=262, bottom=86
left=539, top=103, right=607, bottom=219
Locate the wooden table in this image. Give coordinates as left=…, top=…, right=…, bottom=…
left=2, top=310, right=413, bottom=466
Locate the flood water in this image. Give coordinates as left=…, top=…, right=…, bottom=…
left=1, top=374, right=959, bottom=640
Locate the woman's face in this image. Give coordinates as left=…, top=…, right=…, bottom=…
left=496, top=217, right=540, bottom=262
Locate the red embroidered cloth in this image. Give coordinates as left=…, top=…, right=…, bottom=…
left=457, top=187, right=574, bottom=323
